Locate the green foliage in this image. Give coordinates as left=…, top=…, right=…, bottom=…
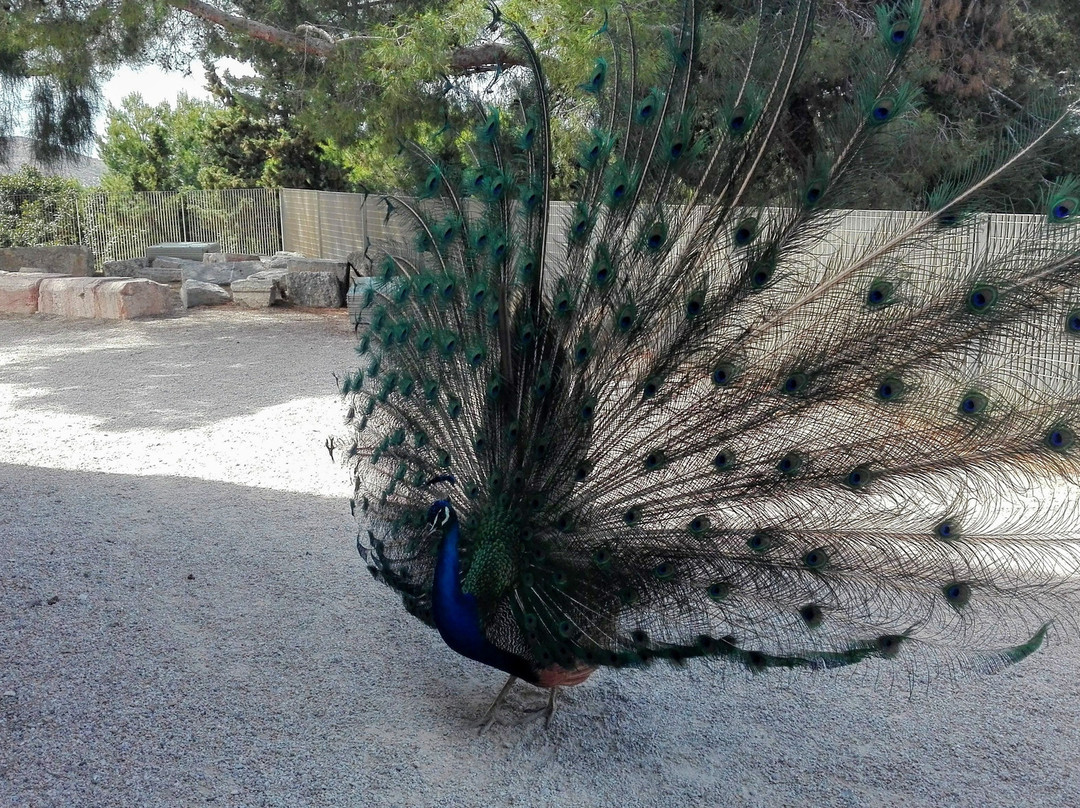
left=98, top=93, right=213, bottom=192
left=0, top=167, right=82, bottom=247
left=6, top=0, right=1080, bottom=204
left=97, top=88, right=354, bottom=191
left=196, top=93, right=352, bottom=190
left=0, top=0, right=178, bottom=163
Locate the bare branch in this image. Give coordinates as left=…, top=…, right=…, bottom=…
left=295, top=24, right=336, bottom=44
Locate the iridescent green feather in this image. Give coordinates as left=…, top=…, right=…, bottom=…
left=343, top=0, right=1080, bottom=691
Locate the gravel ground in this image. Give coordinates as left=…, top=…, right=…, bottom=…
left=1, top=308, right=1079, bottom=808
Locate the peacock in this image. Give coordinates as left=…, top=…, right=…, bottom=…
left=340, top=0, right=1080, bottom=730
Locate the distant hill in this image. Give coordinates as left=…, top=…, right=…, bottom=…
left=0, top=137, right=106, bottom=187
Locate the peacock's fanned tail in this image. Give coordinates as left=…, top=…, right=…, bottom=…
left=345, top=0, right=1080, bottom=678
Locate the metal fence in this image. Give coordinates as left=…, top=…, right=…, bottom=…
left=281, top=188, right=1080, bottom=274
left=5, top=185, right=1078, bottom=274
left=281, top=188, right=413, bottom=261
left=0, top=188, right=281, bottom=266
left=280, top=191, right=600, bottom=265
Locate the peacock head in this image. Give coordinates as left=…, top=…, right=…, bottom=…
left=425, top=500, right=457, bottom=535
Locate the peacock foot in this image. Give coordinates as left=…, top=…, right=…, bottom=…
left=522, top=686, right=559, bottom=729
left=476, top=677, right=566, bottom=733
left=476, top=674, right=518, bottom=735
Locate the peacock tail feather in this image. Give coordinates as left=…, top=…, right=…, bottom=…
left=343, top=0, right=1080, bottom=681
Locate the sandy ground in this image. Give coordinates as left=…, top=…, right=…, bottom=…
left=1, top=307, right=1079, bottom=808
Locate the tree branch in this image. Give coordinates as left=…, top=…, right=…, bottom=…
left=163, top=0, right=523, bottom=71
left=450, top=43, right=524, bottom=72
left=164, top=0, right=335, bottom=56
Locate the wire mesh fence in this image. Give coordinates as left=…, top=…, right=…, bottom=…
left=0, top=188, right=281, bottom=267
left=5, top=185, right=1076, bottom=277
left=281, top=188, right=1076, bottom=278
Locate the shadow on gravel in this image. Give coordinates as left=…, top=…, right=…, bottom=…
left=0, top=465, right=660, bottom=807
left=3, top=464, right=1080, bottom=808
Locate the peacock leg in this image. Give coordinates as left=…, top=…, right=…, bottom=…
left=522, top=686, right=560, bottom=728
left=543, top=687, right=558, bottom=728
left=476, top=674, right=517, bottom=735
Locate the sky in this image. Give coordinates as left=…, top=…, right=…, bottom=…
left=97, top=57, right=254, bottom=133
left=12, top=56, right=253, bottom=155
left=25, top=57, right=257, bottom=156
left=101, top=61, right=212, bottom=113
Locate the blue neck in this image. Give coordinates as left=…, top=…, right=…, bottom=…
left=431, top=520, right=537, bottom=683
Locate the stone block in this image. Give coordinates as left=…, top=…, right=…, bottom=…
left=102, top=258, right=146, bottom=278
left=345, top=250, right=368, bottom=275
left=150, top=256, right=203, bottom=270
left=140, top=266, right=184, bottom=284
left=38, top=277, right=171, bottom=319
left=0, top=271, right=58, bottom=314
left=38, top=277, right=119, bottom=318
left=145, top=242, right=219, bottom=263
left=17, top=265, right=65, bottom=273
left=286, top=257, right=348, bottom=284
left=181, top=279, right=231, bottom=308
left=181, top=261, right=266, bottom=286
left=246, top=269, right=289, bottom=299
left=248, top=268, right=289, bottom=283
left=0, top=245, right=93, bottom=276
left=283, top=271, right=343, bottom=308
left=231, top=275, right=279, bottom=308
left=268, top=251, right=305, bottom=269
left=97, top=278, right=172, bottom=319
left=105, top=259, right=181, bottom=283
left=204, top=252, right=261, bottom=263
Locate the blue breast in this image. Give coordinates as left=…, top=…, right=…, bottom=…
left=431, top=521, right=537, bottom=683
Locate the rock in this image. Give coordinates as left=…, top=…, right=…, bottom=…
left=141, top=266, right=185, bottom=284
left=268, top=250, right=306, bottom=269
left=102, top=258, right=146, bottom=278
left=246, top=269, right=289, bottom=300
left=283, top=271, right=343, bottom=308
left=204, top=252, right=261, bottom=263
left=37, top=277, right=117, bottom=318
left=249, top=268, right=289, bottom=283
left=180, top=279, right=231, bottom=308
left=17, top=265, right=65, bottom=273
left=104, top=257, right=180, bottom=284
left=0, top=245, right=93, bottom=276
left=38, top=277, right=172, bottom=319
left=150, top=256, right=203, bottom=270
left=231, top=275, right=280, bottom=308
left=98, top=279, right=173, bottom=319
left=180, top=262, right=266, bottom=286
left=285, top=257, right=348, bottom=284
left=0, top=271, right=58, bottom=315
left=345, top=250, right=370, bottom=274
left=145, top=242, right=219, bottom=263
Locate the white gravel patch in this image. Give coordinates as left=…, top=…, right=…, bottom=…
left=1, top=308, right=1079, bottom=807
